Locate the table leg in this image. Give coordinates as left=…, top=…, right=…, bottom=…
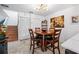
left=40, top=35, right=47, bottom=52
left=40, top=35, right=45, bottom=52
left=42, top=35, right=47, bottom=52
left=42, top=35, right=44, bottom=51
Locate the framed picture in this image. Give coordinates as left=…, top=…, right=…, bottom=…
left=72, top=16, right=79, bottom=23
left=50, top=15, right=64, bottom=28
left=50, top=18, right=55, bottom=28
left=55, top=15, right=64, bottom=28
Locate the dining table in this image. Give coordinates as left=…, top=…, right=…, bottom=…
left=35, top=31, right=54, bottom=52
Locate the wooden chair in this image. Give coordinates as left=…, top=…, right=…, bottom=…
left=35, top=28, right=41, bottom=32
left=35, top=28, right=43, bottom=39
left=46, top=29, right=62, bottom=54
left=49, top=28, right=54, bottom=33
left=29, top=29, right=40, bottom=54
left=44, top=28, right=54, bottom=40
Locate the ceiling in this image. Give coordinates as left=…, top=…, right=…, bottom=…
left=0, top=4, right=79, bottom=16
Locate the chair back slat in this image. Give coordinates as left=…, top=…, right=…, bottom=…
left=35, top=28, right=41, bottom=32
left=49, top=28, right=54, bottom=33
left=46, top=28, right=62, bottom=54
left=54, top=29, right=61, bottom=40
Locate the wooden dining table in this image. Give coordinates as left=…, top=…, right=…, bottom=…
left=35, top=31, right=54, bottom=51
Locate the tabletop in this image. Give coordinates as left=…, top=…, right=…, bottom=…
left=35, top=31, right=54, bottom=35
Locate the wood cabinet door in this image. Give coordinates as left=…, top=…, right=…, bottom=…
left=6, top=26, right=18, bottom=42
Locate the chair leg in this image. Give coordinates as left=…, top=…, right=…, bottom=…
left=52, top=44, right=55, bottom=54
left=45, top=40, right=47, bottom=51
left=32, top=41, right=35, bottom=54
left=36, top=40, right=40, bottom=47
left=30, top=44, right=31, bottom=50
left=58, top=47, right=60, bottom=54
left=30, top=40, right=32, bottom=50
left=51, top=43, right=52, bottom=47
left=40, top=40, right=43, bottom=51
left=58, top=42, right=60, bottom=54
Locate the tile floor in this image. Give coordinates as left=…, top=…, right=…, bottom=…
left=8, top=39, right=65, bottom=54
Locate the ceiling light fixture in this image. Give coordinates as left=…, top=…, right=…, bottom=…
left=35, top=4, right=48, bottom=13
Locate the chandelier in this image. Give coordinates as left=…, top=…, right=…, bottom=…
left=35, top=4, right=48, bottom=13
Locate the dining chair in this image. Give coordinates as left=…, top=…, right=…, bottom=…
left=46, top=29, right=62, bottom=54
left=44, top=28, right=54, bottom=40
left=29, top=29, right=40, bottom=54
left=35, top=27, right=43, bottom=40
left=49, top=28, right=54, bottom=33
left=35, top=28, right=41, bottom=32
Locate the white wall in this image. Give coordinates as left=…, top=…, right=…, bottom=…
left=0, top=9, right=7, bottom=17
left=31, top=13, right=44, bottom=30
left=1, top=9, right=44, bottom=40
left=3, top=9, right=18, bottom=26
left=0, top=8, right=8, bottom=20
left=45, top=6, right=79, bottom=42
left=0, top=8, right=8, bottom=27
left=18, top=12, right=44, bottom=40
left=18, top=12, right=44, bottom=29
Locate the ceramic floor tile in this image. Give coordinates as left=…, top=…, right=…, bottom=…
left=8, top=39, right=65, bottom=54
